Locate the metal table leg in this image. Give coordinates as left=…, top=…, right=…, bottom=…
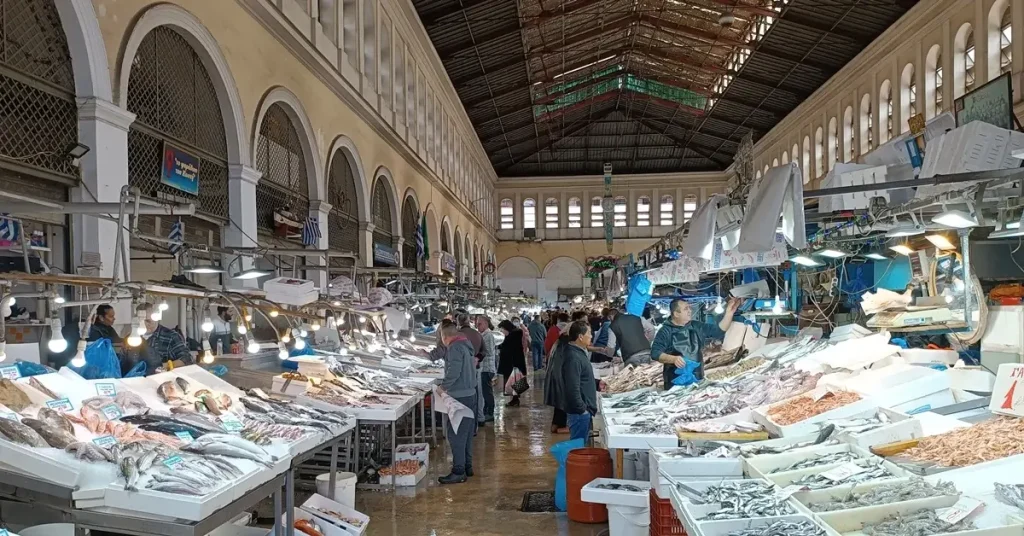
left=418, top=398, right=425, bottom=442
left=273, top=486, right=283, bottom=536
left=391, top=421, right=397, bottom=491
left=328, top=442, right=339, bottom=500
left=429, top=394, right=437, bottom=446
left=286, top=470, right=295, bottom=535
left=353, top=421, right=361, bottom=477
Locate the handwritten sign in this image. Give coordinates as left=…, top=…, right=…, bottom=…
left=101, top=404, right=122, bottom=420
left=709, top=232, right=788, bottom=273
left=0, top=366, right=21, bottom=380
left=92, top=435, right=117, bottom=448
left=820, top=462, right=866, bottom=482
left=46, top=398, right=74, bottom=413
left=95, top=383, right=116, bottom=396
left=163, top=455, right=186, bottom=471
left=220, top=413, right=244, bottom=433
left=936, top=496, right=983, bottom=525
left=989, top=363, right=1024, bottom=418
left=774, top=484, right=809, bottom=500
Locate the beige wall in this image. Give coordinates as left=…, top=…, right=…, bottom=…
left=89, top=0, right=496, bottom=273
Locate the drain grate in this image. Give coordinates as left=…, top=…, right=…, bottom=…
left=520, top=490, right=558, bottom=513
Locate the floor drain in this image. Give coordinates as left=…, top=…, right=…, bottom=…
left=520, top=490, right=558, bottom=513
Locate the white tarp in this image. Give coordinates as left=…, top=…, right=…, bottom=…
left=738, top=163, right=807, bottom=253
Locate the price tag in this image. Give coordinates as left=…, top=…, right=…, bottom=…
left=220, top=413, right=244, bottom=433
left=0, top=411, right=18, bottom=421
left=1, top=528, right=10, bottom=536
left=46, top=398, right=74, bottom=412
left=0, top=366, right=21, bottom=380
left=820, top=462, right=867, bottom=482
left=809, top=386, right=832, bottom=402
left=100, top=404, right=122, bottom=420
left=774, top=484, right=809, bottom=500
left=92, top=435, right=117, bottom=448
left=174, top=431, right=193, bottom=443
left=702, top=446, right=732, bottom=458
left=95, top=382, right=116, bottom=396
left=936, top=496, right=984, bottom=525
left=163, top=455, right=185, bottom=471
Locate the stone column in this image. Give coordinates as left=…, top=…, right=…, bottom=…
left=359, top=221, right=375, bottom=268
left=306, top=200, right=332, bottom=287
left=221, top=164, right=262, bottom=288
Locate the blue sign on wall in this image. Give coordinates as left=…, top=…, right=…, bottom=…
left=373, top=242, right=399, bottom=266
left=161, top=142, right=201, bottom=196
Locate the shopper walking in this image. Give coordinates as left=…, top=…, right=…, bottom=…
left=437, top=323, right=478, bottom=484
left=497, top=319, right=528, bottom=407
left=527, top=315, right=547, bottom=371
left=475, top=315, right=497, bottom=424
left=651, top=298, right=740, bottom=389
left=561, top=320, right=597, bottom=442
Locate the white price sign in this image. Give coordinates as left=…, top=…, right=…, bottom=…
left=989, top=363, right=1024, bottom=417
left=936, top=496, right=983, bottom=525
left=46, top=398, right=74, bottom=413
left=774, top=484, right=809, bottom=500
left=820, top=462, right=866, bottom=482
left=220, top=413, right=244, bottom=433
left=95, top=382, right=116, bottom=396
left=0, top=366, right=21, bottom=380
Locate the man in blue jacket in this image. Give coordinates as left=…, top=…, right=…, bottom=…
left=437, top=323, right=479, bottom=484
left=651, top=298, right=741, bottom=389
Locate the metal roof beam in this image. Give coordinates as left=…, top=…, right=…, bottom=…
left=437, top=21, right=523, bottom=59
left=779, top=11, right=873, bottom=46
left=639, top=46, right=726, bottom=76
left=641, top=16, right=749, bottom=50
left=732, top=72, right=811, bottom=100
left=528, top=15, right=636, bottom=58
left=419, top=0, right=494, bottom=26
left=494, top=108, right=616, bottom=169
left=753, top=44, right=837, bottom=73
left=451, top=53, right=527, bottom=85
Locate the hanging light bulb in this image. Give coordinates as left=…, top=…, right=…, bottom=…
left=53, top=296, right=65, bottom=305
left=201, top=316, right=214, bottom=332
left=384, top=347, right=392, bottom=356
left=294, top=337, right=306, bottom=351
left=150, top=310, right=162, bottom=322
left=408, top=334, right=416, bottom=342
left=201, top=340, right=214, bottom=364
left=70, top=341, right=87, bottom=367
left=332, top=300, right=342, bottom=307
left=5, top=297, right=15, bottom=306
left=277, top=342, right=289, bottom=360
left=268, top=310, right=279, bottom=318
left=47, top=318, right=67, bottom=353
left=311, top=321, right=322, bottom=331
left=404, top=311, right=411, bottom=320
left=299, top=328, right=308, bottom=338
left=714, top=297, right=724, bottom=315
left=339, top=347, right=349, bottom=356
left=0, top=341, right=6, bottom=363
left=127, top=333, right=142, bottom=347
left=339, top=316, right=346, bottom=325
left=280, top=331, right=291, bottom=343
left=772, top=295, right=784, bottom=314
left=247, top=339, right=260, bottom=354
left=327, top=316, right=337, bottom=329
left=245, top=314, right=252, bottom=322
left=157, top=300, right=169, bottom=312
left=237, top=324, right=247, bottom=335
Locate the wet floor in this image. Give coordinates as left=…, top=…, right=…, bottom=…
left=355, top=371, right=609, bottom=536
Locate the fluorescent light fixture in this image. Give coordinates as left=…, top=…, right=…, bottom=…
left=989, top=212, right=1024, bottom=238
left=925, top=234, right=957, bottom=250
left=232, top=268, right=271, bottom=280
left=890, top=244, right=915, bottom=255
left=185, top=264, right=224, bottom=274
left=816, top=249, right=847, bottom=258
left=885, top=213, right=925, bottom=237
left=790, top=255, right=821, bottom=266
left=932, top=203, right=978, bottom=229
left=554, top=55, right=617, bottom=79
left=864, top=253, right=888, bottom=260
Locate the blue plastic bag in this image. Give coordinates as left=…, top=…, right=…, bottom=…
left=672, top=359, right=702, bottom=386
left=66, top=338, right=122, bottom=379
left=14, top=360, right=55, bottom=378
left=550, top=438, right=585, bottom=512
left=124, top=361, right=147, bottom=378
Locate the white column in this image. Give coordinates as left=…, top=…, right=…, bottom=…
left=941, top=20, right=954, bottom=114
left=72, top=98, right=135, bottom=281
left=359, top=222, right=375, bottom=268
left=222, top=164, right=262, bottom=288
left=306, top=200, right=331, bottom=287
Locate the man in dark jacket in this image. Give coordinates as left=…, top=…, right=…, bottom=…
left=562, top=320, right=597, bottom=442
left=438, top=323, right=478, bottom=484
left=651, top=298, right=741, bottom=389
left=609, top=310, right=651, bottom=365
left=527, top=315, right=547, bottom=370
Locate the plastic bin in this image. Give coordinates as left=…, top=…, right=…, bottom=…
left=649, top=489, right=686, bottom=535
left=315, top=472, right=357, bottom=508
left=610, top=504, right=651, bottom=536
left=567, top=448, right=613, bottom=523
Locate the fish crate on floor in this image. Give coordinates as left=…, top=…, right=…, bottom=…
left=649, top=489, right=686, bottom=535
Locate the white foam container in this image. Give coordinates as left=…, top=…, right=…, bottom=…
left=300, top=492, right=370, bottom=535
left=605, top=425, right=679, bottom=450
left=378, top=462, right=427, bottom=487
left=923, top=454, right=1024, bottom=531
left=297, top=393, right=416, bottom=422
left=648, top=447, right=743, bottom=498
left=270, top=374, right=311, bottom=398
left=765, top=456, right=908, bottom=490
left=744, top=443, right=865, bottom=480
left=789, top=477, right=959, bottom=517
left=693, top=515, right=825, bottom=536
left=607, top=505, right=650, bottom=536
left=282, top=508, right=352, bottom=536
left=898, top=348, right=959, bottom=366
left=837, top=407, right=923, bottom=449
left=671, top=478, right=800, bottom=534
left=817, top=502, right=1024, bottom=536
left=752, top=393, right=879, bottom=437
left=581, top=478, right=651, bottom=508
left=315, top=473, right=357, bottom=509
left=395, top=442, right=430, bottom=463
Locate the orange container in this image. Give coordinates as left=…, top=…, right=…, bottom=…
left=566, top=448, right=613, bottom=523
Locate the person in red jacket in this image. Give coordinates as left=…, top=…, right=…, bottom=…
left=544, top=312, right=570, bottom=357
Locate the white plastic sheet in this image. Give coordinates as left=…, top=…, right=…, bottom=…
left=738, top=163, right=807, bottom=253
left=682, top=194, right=728, bottom=260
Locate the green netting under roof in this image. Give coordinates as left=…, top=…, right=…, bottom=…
left=541, top=65, right=623, bottom=97
left=534, top=72, right=707, bottom=117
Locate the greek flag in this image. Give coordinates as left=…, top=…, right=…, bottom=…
left=168, top=220, right=184, bottom=255
left=301, top=217, right=321, bottom=246
left=0, top=214, right=16, bottom=242
left=416, top=212, right=426, bottom=261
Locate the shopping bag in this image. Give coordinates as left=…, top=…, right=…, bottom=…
left=512, top=373, right=530, bottom=395
left=550, top=438, right=585, bottom=512
left=503, top=369, right=525, bottom=396
left=67, top=338, right=122, bottom=379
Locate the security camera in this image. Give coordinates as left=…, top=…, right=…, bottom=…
left=718, top=13, right=735, bottom=27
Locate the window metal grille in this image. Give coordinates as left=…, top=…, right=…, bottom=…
left=255, top=103, right=309, bottom=239
left=401, top=198, right=418, bottom=269
left=0, top=0, right=78, bottom=181
left=126, top=27, right=229, bottom=218
left=327, top=152, right=361, bottom=253
left=371, top=180, right=393, bottom=237
left=441, top=226, right=450, bottom=252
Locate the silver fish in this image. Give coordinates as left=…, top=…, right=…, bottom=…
left=863, top=510, right=974, bottom=535
left=147, top=481, right=203, bottom=495
left=182, top=440, right=275, bottom=467
left=114, top=391, right=149, bottom=414
left=195, top=433, right=275, bottom=458
left=791, top=462, right=897, bottom=490
left=0, top=417, right=51, bottom=448
left=157, top=381, right=183, bottom=402
left=995, top=483, right=1024, bottom=511
left=693, top=480, right=795, bottom=520
left=812, top=479, right=958, bottom=513
left=66, top=441, right=115, bottom=463
left=120, top=456, right=140, bottom=491
left=175, top=377, right=191, bottom=395
left=726, top=520, right=825, bottom=536
left=771, top=451, right=861, bottom=473
left=136, top=448, right=162, bottom=473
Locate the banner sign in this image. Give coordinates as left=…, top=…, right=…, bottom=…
left=954, top=73, right=1015, bottom=130
left=160, top=142, right=201, bottom=196
left=646, top=257, right=706, bottom=285
left=373, top=242, right=399, bottom=266
left=709, top=232, right=788, bottom=272
left=603, top=163, right=613, bottom=252
left=440, top=251, right=457, bottom=273
left=990, top=363, right=1024, bottom=417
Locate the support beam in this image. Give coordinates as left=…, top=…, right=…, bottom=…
left=779, top=11, right=873, bottom=46
left=495, top=108, right=616, bottom=169
left=438, top=22, right=523, bottom=59
left=452, top=54, right=526, bottom=86
left=528, top=15, right=635, bottom=59
left=419, top=0, right=493, bottom=26
left=732, top=72, right=811, bottom=100
left=641, top=46, right=727, bottom=76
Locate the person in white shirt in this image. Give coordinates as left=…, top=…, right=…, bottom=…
left=210, top=307, right=233, bottom=354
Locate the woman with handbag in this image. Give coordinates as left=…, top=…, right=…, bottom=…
left=497, top=319, right=528, bottom=407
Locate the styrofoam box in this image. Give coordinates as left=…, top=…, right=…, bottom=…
left=271, top=374, right=310, bottom=398
left=744, top=444, right=865, bottom=480
left=301, top=493, right=370, bottom=535
left=923, top=454, right=1024, bottom=531
left=817, top=502, right=1024, bottom=536
left=282, top=508, right=351, bottom=536
left=649, top=447, right=743, bottom=499
left=605, top=425, right=679, bottom=450
left=766, top=455, right=908, bottom=490
left=838, top=407, right=923, bottom=449
left=395, top=443, right=430, bottom=463
left=379, top=462, right=427, bottom=487
left=752, top=393, right=880, bottom=437
left=843, top=365, right=950, bottom=410
left=581, top=478, right=650, bottom=508
left=671, top=479, right=800, bottom=535
left=789, top=477, right=958, bottom=518
left=737, top=433, right=826, bottom=457
left=695, top=515, right=826, bottom=536
left=898, top=348, right=959, bottom=366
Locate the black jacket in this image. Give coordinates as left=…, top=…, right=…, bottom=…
left=610, top=314, right=650, bottom=358
left=497, top=328, right=527, bottom=377
left=562, top=343, right=597, bottom=415
left=544, top=336, right=567, bottom=410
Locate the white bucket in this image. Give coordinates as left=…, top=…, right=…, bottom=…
left=18, top=524, right=74, bottom=536
left=316, top=472, right=357, bottom=508
left=608, top=505, right=650, bottom=536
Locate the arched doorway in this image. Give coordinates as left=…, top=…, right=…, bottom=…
left=370, top=176, right=397, bottom=267
left=326, top=146, right=361, bottom=269
left=401, top=193, right=419, bottom=270
left=255, top=102, right=311, bottom=247
left=497, top=257, right=541, bottom=297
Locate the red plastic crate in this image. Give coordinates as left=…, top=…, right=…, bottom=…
left=649, top=489, right=687, bottom=535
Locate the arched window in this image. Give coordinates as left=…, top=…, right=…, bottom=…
left=522, top=198, right=536, bottom=229
left=660, top=195, right=674, bottom=226
left=955, top=23, right=975, bottom=98
left=636, top=196, right=651, bottom=226
left=925, top=45, right=942, bottom=118
left=801, top=137, right=811, bottom=183
left=590, top=197, right=603, bottom=227
left=781, top=151, right=789, bottom=165
left=991, top=2, right=1013, bottom=76
left=755, top=170, right=762, bottom=180
left=683, top=195, right=698, bottom=222
left=567, top=197, right=582, bottom=228
left=860, top=93, right=872, bottom=155
left=843, top=106, right=855, bottom=162
left=544, top=197, right=559, bottom=229
left=370, top=178, right=394, bottom=249
left=764, top=164, right=770, bottom=175
left=499, top=198, right=513, bottom=229
left=441, top=222, right=450, bottom=253
left=401, top=196, right=418, bottom=269
left=815, top=127, right=825, bottom=177
left=827, top=117, right=838, bottom=171
left=879, top=81, right=893, bottom=143
left=613, top=196, right=627, bottom=227
left=791, top=143, right=799, bottom=168
left=772, top=157, right=779, bottom=167
left=900, top=63, right=917, bottom=132
left=327, top=151, right=361, bottom=254
left=256, top=103, right=310, bottom=242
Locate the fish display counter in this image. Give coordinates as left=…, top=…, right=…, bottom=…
left=0, top=365, right=362, bottom=535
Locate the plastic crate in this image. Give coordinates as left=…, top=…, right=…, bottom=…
left=649, top=489, right=686, bottom=535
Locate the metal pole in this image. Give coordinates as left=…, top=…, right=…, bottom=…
left=328, top=442, right=339, bottom=500
left=959, top=229, right=973, bottom=331
left=285, top=469, right=295, bottom=534
left=390, top=420, right=397, bottom=491
left=802, top=168, right=1024, bottom=199
left=0, top=202, right=196, bottom=215
left=273, top=486, right=283, bottom=536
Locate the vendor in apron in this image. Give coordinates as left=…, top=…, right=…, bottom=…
left=650, top=298, right=741, bottom=389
